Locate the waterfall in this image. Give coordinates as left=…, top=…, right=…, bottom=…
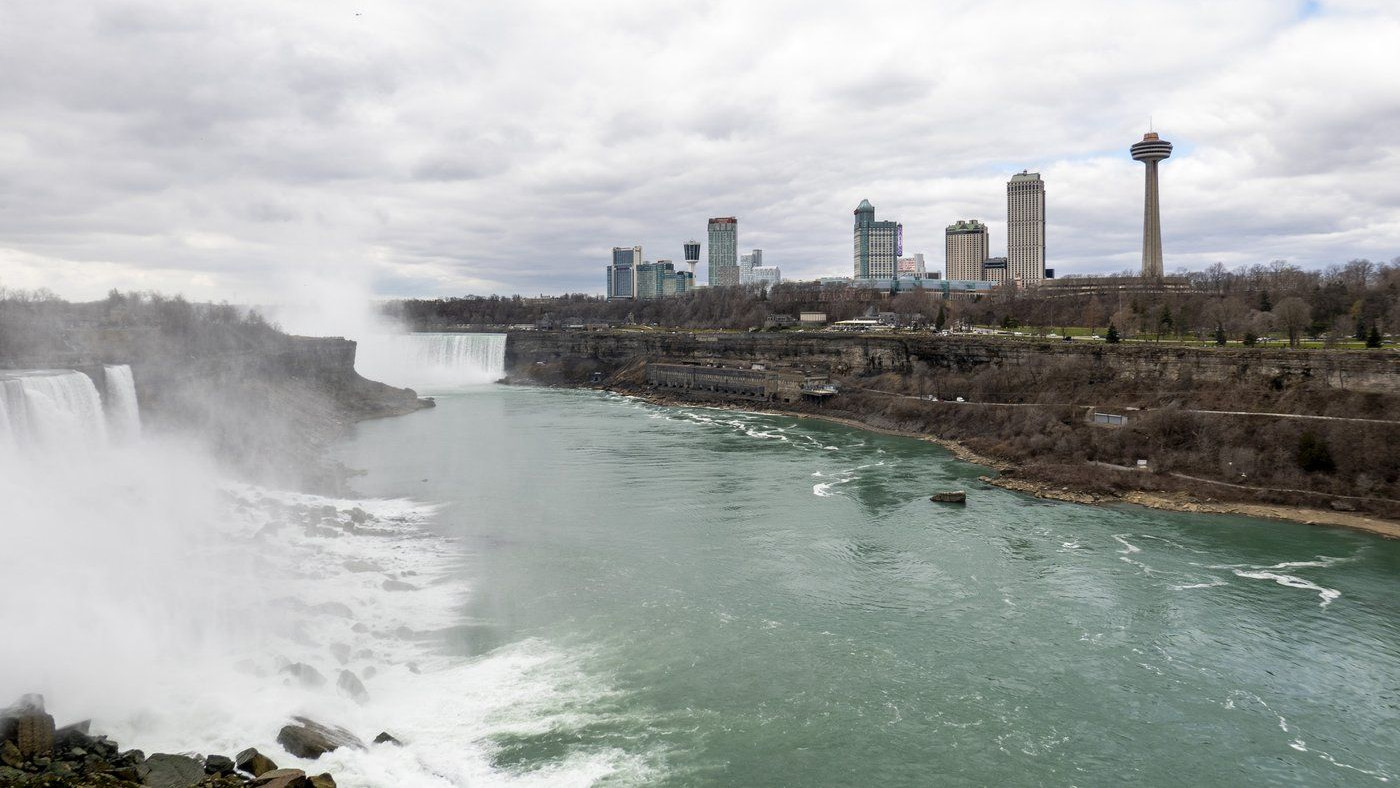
left=354, top=333, right=507, bottom=390
left=0, top=370, right=109, bottom=450
left=104, top=364, right=142, bottom=442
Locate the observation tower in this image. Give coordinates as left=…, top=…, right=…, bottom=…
left=1130, top=131, right=1173, bottom=279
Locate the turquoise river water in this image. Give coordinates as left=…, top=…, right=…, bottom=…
left=333, top=384, right=1400, bottom=786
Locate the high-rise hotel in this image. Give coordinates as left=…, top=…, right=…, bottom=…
left=944, top=220, right=989, bottom=281
left=707, top=218, right=739, bottom=287
left=1006, top=171, right=1046, bottom=284
left=853, top=199, right=902, bottom=280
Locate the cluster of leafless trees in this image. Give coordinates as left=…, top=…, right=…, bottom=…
left=392, top=258, right=1399, bottom=346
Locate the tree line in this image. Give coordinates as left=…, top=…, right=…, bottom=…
left=389, top=257, right=1400, bottom=347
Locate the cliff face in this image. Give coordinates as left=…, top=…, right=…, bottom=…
left=505, top=330, right=1400, bottom=399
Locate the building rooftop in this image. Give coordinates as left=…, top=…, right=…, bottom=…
left=1009, top=171, right=1042, bottom=181
left=856, top=199, right=874, bottom=212
left=946, top=219, right=986, bottom=232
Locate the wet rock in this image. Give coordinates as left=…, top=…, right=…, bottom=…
left=382, top=579, right=418, bottom=592
left=140, top=752, right=206, bottom=788
left=205, top=753, right=235, bottom=774
left=348, top=508, right=369, bottom=524
left=0, top=740, right=21, bottom=767
left=251, top=767, right=312, bottom=788
left=343, top=560, right=381, bottom=573
left=336, top=671, right=369, bottom=705
left=0, top=694, right=55, bottom=759
left=330, top=643, right=351, bottom=665
left=281, top=662, right=327, bottom=688
left=372, top=732, right=401, bottom=746
left=236, top=747, right=278, bottom=777
left=312, top=601, right=354, bottom=619
left=309, top=773, right=337, bottom=788
left=275, top=717, right=365, bottom=760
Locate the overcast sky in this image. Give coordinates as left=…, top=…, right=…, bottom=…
left=2, top=0, right=1398, bottom=303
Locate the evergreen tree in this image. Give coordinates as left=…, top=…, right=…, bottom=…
left=1355, top=316, right=1368, bottom=342
left=1297, top=432, right=1336, bottom=474
left=1243, top=331, right=1258, bottom=347
left=1366, top=325, right=1383, bottom=348
left=1258, top=289, right=1273, bottom=312
left=1215, top=327, right=1227, bottom=346
left=935, top=304, right=946, bottom=332
left=1105, top=323, right=1120, bottom=344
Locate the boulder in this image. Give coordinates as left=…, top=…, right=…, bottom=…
left=336, top=671, right=369, bottom=705
left=205, top=753, right=235, bottom=774
left=381, top=579, right=418, bottom=592
left=251, top=767, right=312, bottom=788
left=53, top=719, right=95, bottom=752
left=0, top=694, right=55, bottom=759
left=275, top=718, right=365, bottom=760
left=372, top=732, right=401, bottom=746
left=309, top=774, right=337, bottom=788
left=139, top=752, right=206, bottom=788
left=929, top=490, right=967, bottom=504
left=329, top=643, right=352, bottom=665
left=0, top=740, right=21, bottom=768
left=281, top=663, right=328, bottom=688
left=235, top=747, right=278, bottom=777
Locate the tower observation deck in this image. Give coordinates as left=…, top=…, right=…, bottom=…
left=1131, top=132, right=1173, bottom=279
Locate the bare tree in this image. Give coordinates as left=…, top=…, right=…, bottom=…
left=1273, top=296, right=1312, bottom=348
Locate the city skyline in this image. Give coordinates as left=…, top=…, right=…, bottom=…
left=2, top=1, right=1398, bottom=303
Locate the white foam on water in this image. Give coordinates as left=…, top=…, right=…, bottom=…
left=0, top=421, right=661, bottom=786
left=1170, top=579, right=1229, bottom=591
left=1112, top=534, right=1142, bottom=554
left=1231, top=569, right=1340, bottom=607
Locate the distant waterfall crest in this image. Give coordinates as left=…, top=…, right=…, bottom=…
left=355, top=333, right=506, bottom=390
left=104, top=364, right=142, bottom=442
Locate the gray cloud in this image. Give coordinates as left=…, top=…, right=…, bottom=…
left=0, top=0, right=1398, bottom=302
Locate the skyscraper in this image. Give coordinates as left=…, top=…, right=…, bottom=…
left=1131, top=131, right=1173, bottom=279
left=607, top=246, right=641, bottom=300
left=853, top=199, right=901, bottom=280
left=683, top=240, right=701, bottom=279
left=707, top=218, right=738, bottom=287
left=1007, top=172, right=1045, bottom=285
left=944, top=220, right=989, bottom=281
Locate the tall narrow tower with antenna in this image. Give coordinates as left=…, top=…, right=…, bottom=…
left=1131, top=131, right=1173, bottom=279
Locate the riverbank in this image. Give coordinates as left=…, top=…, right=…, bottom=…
left=562, top=382, right=1400, bottom=540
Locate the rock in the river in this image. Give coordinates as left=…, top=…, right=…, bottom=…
left=0, top=694, right=55, bottom=759
left=236, top=747, right=279, bottom=777
left=139, top=752, right=206, bottom=788
left=275, top=718, right=365, bottom=760
left=381, top=579, right=418, bottom=592
left=929, top=490, right=967, bottom=504
left=0, top=740, right=22, bottom=768
left=205, top=753, right=235, bottom=774
left=372, top=731, right=401, bottom=746
left=308, top=773, right=337, bottom=788
left=281, top=662, right=328, bottom=688
left=250, top=767, right=312, bottom=788
left=336, top=670, right=369, bottom=704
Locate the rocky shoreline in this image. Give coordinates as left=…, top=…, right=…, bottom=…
left=0, top=696, right=401, bottom=788
left=561, top=383, right=1400, bottom=540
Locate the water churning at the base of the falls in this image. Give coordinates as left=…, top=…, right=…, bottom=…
left=0, top=365, right=140, bottom=450
left=354, top=332, right=506, bottom=391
